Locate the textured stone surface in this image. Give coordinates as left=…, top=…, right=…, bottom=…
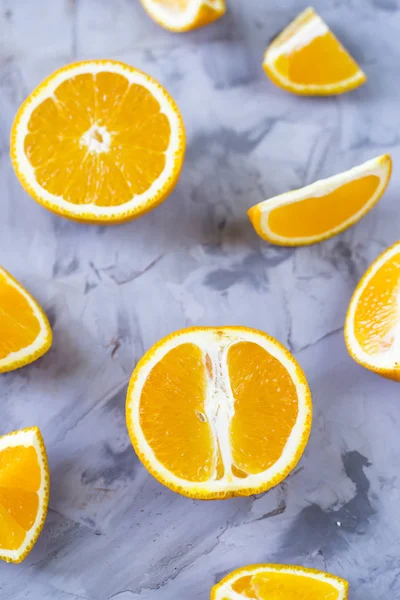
left=0, top=1, right=399, bottom=598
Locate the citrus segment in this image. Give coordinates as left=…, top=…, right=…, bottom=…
left=345, top=241, right=400, bottom=380
left=140, top=343, right=215, bottom=482
left=139, top=0, right=226, bottom=32
left=0, top=267, right=52, bottom=373
left=11, top=60, right=185, bottom=223
left=126, top=327, right=312, bottom=499
left=0, top=428, right=49, bottom=563
left=228, top=342, right=298, bottom=475
left=248, top=155, right=392, bottom=246
left=212, top=565, right=348, bottom=600
left=263, top=7, right=366, bottom=95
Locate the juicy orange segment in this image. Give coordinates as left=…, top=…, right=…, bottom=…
left=126, top=327, right=312, bottom=499
left=139, top=0, right=226, bottom=32
left=345, top=241, right=400, bottom=381
left=140, top=343, right=215, bottom=482
left=0, top=267, right=52, bottom=373
left=11, top=60, right=185, bottom=223
left=0, top=428, right=49, bottom=563
left=263, top=7, right=366, bottom=95
left=228, top=342, right=298, bottom=475
left=248, top=155, right=392, bottom=247
left=212, top=565, right=348, bottom=600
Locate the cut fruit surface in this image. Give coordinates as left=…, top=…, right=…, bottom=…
left=0, top=267, right=52, bottom=373
left=11, top=60, right=185, bottom=224
left=0, top=427, right=49, bottom=563
left=126, top=327, right=312, bottom=499
left=212, top=564, right=348, bottom=600
left=263, top=7, right=366, bottom=95
left=139, top=0, right=226, bottom=32
left=345, top=241, right=400, bottom=381
left=248, top=155, right=392, bottom=247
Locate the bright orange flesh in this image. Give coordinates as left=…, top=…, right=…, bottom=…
left=0, top=271, right=41, bottom=360
left=139, top=339, right=300, bottom=483
left=274, top=30, right=360, bottom=87
left=268, top=175, right=379, bottom=239
left=24, top=72, right=170, bottom=207
left=228, top=342, right=298, bottom=475
left=140, top=343, right=215, bottom=482
left=153, top=0, right=189, bottom=7
left=232, top=571, right=340, bottom=599
left=0, top=446, right=41, bottom=551
left=353, top=251, right=400, bottom=356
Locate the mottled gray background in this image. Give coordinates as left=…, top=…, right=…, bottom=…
left=0, top=0, right=400, bottom=598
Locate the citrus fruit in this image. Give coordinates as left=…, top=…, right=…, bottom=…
left=126, top=326, right=312, bottom=499
left=211, top=564, right=348, bottom=600
left=345, top=241, right=400, bottom=381
left=0, top=266, right=52, bottom=373
left=0, top=427, right=50, bottom=563
left=139, top=0, right=226, bottom=32
left=248, top=154, right=392, bottom=247
left=10, top=60, right=185, bottom=224
left=263, top=7, right=367, bottom=95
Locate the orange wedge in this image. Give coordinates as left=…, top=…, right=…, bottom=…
left=263, top=7, right=367, bottom=95
left=345, top=241, right=400, bottom=381
left=0, top=267, right=52, bottom=373
left=248, top=155, right=392, bottom=247
left=211, top=564, right=348, bottom=600
left=126, top=326, right=312, bottom=499
left=139, top=0, right=226, bottom=32
left=0, top=427, right=50, bottom=563
left=11, top=60, right=185, bottom=224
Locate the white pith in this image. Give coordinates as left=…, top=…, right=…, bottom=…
left=0, top=267, right=50, bottom=370
left=80, top=124, right=112, bottom=154
left=12, top=61, right=183, bottom=219
left=346, top=242, right=400, bottom=371
left=127, top=328, right=311, bottom=495
left=251, top=155, right=390, bottom=245
left=140, top=0, right=225, bottom=29
left=263, top=6, right=366, bottom=93
left=214, top=565, right=347, bottom=600
left=0, top=428, right=48, bottom=562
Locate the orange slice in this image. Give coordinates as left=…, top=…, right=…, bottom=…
left=0, top=267, right=52, bottom=373
left=139, top=0, right=226, bottom=32
left=248, top=155, right=392, bottom=247
left=345, top=241, right=400, bottom=381
left=211, top=564, right=348, bottom=600
left=126, top=326, right=312, bottom=499
left=263, top=7, right=367, bottom=95
left=10, top=60, right=185, bottom=224
left=0, top=427, right=50, bottom=563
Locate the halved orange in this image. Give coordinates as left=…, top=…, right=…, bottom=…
left=126, top=326, right=312, bottom=499
left=0, top=427, right=50, bottom=563
left=0, top=266, right=52, bottom=373
left=211, top=564, right=348, bottom=600
left=263, top=7, right=367, bottom=95
left=11, top=60, right=185, bottom=224
left=345, top=241, right=400, bottom=381
left=248, top=155, right=392, bottom=247
left=139, top=0, right=226, bottom=32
